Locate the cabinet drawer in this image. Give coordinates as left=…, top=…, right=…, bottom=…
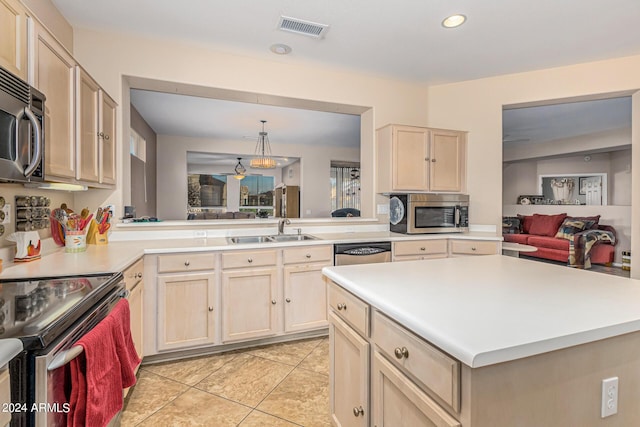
left=157, top=253, right=215, bottom=273
left=328, top=281, right=369, bottom=337
left=393, top=240, right=448, bottom=257
left=393, top=254, right=447, bottom=262
left=372, top=311, right=460, bottom=412
left=449, top=239, right=498, bottom=255
left=373, top=351, right=460, bottom=427
left=222, top=249, right=277, bottom=269
left=283, top=245, right=332, bottom=265
left=123, top=258, right=144, bottom=291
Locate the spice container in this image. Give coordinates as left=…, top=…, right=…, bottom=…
left=622, top=251, right=631, bottom=271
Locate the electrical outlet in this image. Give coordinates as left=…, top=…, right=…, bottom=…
left=601, top=377, right=618, bottom=418
left=2, top=204, right=10, bottom=224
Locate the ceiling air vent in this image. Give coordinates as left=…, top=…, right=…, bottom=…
left=278, top=16, right=329, bottom=38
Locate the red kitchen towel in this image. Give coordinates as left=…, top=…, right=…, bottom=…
left=67, top=315, right=123, bottom=427
left=110, top=299, right=142, bottom=387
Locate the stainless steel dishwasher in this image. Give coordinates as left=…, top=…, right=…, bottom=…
left=334, top=242, right=392, bottom=266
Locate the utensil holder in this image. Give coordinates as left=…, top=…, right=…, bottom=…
left=65, top=230, right=87, bottom=253
left=95, top=232, right=108, bottom=245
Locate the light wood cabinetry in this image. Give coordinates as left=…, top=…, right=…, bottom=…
left=449, top=239, right=499, bottom=256
left=329, top=311, right=369, bottom=427
left=31, top=20, right=76, bottom=180
left=123, top=258, right=144, bottom=359
left=0, top=0, right=27, bottom=80
left=0, top=368, right=11, bottom=426
left=282, top=245, right=332, bottom=333
left=99, top=91, right=117, bottom=184
left=377, top=124, right=466, bottom=193
left=393, top=239, right=448, bottom=261
left=156, top=253, right=217, bottom=351
left=372, top=352, right=461, bottom=427
left=221, top=249, right=279, bottom=342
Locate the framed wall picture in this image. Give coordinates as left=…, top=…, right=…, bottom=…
left=579, top=177, right=587, bottom=195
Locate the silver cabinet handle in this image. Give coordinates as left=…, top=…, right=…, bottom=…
left=285, top=298, right=291, bottom=303
left=208, top=306, right=214, bottom=312
left=337, top=303, right=346, bottom=311
left=420, top=247, right=426, bottom=251
left=424, top=157, right=430, bottom=161
left=353, top=406, right=364, bottom=417
left=247, top=258, right=253, bottom=263
left=271, top=299, right=277, bottom=305
left=136, top=272, right=143, bottom=279
left=472, top=247, right=477, bottom=251
left=394, top=347, right=409, bottom=359
left=184, top=260, right=190, bottom=266
left=104, top=134, right=110, bottom=140
left=431, top=158, right=436, bottom=162
left=305, top=254, right=311, bottom=258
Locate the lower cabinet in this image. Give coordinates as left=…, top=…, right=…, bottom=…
left=283, top=261, right=330, bottom=333
left=372, top=352, right=461, bottom=427
left=157, top=272, right=216, bottom=351
left=329, top=311, right=369, bottom=427
left=123, top=258, right=145, bottom=359
left=221, top=266, right=279, bottom=342
left=449, top=239, right=499, bottom=256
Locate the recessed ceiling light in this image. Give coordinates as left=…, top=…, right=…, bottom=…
left=442, top=14, right=466, bottom=28
left=270, top=44, right=292, bottom=55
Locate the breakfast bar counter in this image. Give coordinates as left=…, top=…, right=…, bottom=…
left=322, top=255, right=640, bottom=426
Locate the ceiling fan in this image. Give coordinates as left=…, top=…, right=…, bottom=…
left=217, top=158, right=262, bottom=180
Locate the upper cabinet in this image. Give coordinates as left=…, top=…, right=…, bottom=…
left=76, top=67, right=100, bottom=183
left=0, top=0, right=27, bottom=80
left=99, top=91, right=117, bottom=185
left=32, top=20, right=76, bottom=180
left=377, top=124, right=467, bottom=193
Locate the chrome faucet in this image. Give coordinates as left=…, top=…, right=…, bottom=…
left=278, top=218, right=291, bottom=234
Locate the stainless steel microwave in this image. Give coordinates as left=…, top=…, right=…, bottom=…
left=0, top=65, right=45, bottom=183
left=389, top=193, right=469, bottom=234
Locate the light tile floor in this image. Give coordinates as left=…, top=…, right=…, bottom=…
left=122, top=337, right=330, bottom=427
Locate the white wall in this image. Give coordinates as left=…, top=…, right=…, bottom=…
left=158, top=135, right=359, bottom=220
left=70, top=28, right=430, bottom=222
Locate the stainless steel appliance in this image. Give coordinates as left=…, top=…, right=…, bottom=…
left=334, top=242, right=392, bottom=265
left=0, top=273, right=126, bottom=426
left=0, top=65, right=45, bottom=183
left=389, top=193, right=469, bottom=234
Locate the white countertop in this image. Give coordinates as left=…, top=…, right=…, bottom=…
left=322, top=255, right=640, bottom=368
left=0, top=338, right=23, bottom=368
left=0, top=231, right=500, bottom=280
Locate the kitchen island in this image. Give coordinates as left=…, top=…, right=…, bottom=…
left=322, top=255, right=640, bottom=426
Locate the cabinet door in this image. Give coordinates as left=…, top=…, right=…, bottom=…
left=372, top=352, right=460, bottom=427
left=32, top=22, right=76, bottom=179
left=99, top=91, right=117, bottom=184
left=221, top=267, right=278, bottom=342
left=0, top=0, right=27, bottom=80
left=128, top=281, right=144, bottom=359
left=392, top=126, right=429, bottom=191
left=75, top=67, right=100, bottom=182
left=429, top=129, right=465, bottom=192
left=283, top=262, right=329, bottom=333
left=157, top=272, right=216, bottom=351
left=330, top=312, right=369, bottom=427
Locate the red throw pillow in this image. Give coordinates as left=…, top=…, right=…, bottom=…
left=517, top=214, right=534, bottom=234
left=529, top=213, right=567, bottom=237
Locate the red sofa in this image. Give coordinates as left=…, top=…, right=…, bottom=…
left=503, top=213, right=616, bottom=265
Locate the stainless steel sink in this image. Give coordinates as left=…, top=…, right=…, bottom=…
left=227, top=235, right=275, bottom=244
left=269, top=234, right=318, bottom=242
left=227, top=234, right=318, bottom=244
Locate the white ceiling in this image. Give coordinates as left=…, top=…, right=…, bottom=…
left=52, top=0, right=640, bottom=84
left=53, top=0, right=639, bottom=148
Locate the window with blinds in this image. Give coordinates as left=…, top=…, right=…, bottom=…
left=330, top=163, right=361, bottom=212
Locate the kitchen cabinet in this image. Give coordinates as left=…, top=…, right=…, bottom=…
left=282, top=245, right=332, bottom=332
left=221, top=249, right=279, bottom=342
left=76, top=66, right=117, bottom=186
left=376, top=124, right=466, bottom=193
left=329, top=311, right=369, bottom=427
left=449, top=239, right=499, bottom=256
left=0, top=0, right=27, bottom=80
left=392, top=239, right=448, bottom=261
left=31, top=20, right=76, bottom=180
left=0, top=368, right=11, bottom=426
left=123, top=258, right=144, bottom=359
left=156, top=253, right=217, bottom=351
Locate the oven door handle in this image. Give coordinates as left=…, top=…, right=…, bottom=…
left=47, top=345, right=84, bottom=371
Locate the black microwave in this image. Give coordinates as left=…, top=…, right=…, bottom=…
left=389, top=193, right=469, bottom=234
left=0, top=65, right=45, bottom=183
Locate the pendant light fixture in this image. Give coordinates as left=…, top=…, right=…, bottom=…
left=233, top=157, right=246, bottom=180
left=250, top=120, right=276, bottom=169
